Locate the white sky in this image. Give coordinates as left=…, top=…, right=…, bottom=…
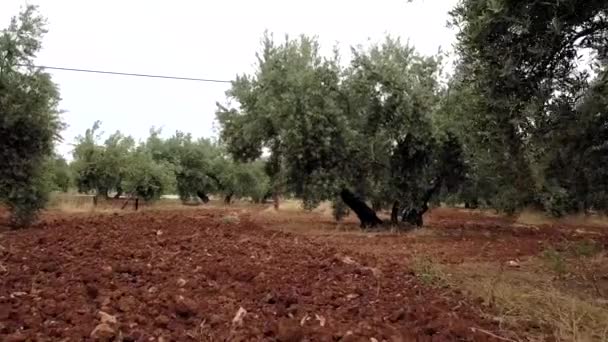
left=0, top=0, right=458, bottom=159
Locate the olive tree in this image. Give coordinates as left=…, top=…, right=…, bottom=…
left=449, top=0, right=608, bottom=215
left=0, top=6, right=63, bottom=227
left=216, top=34, right=465, bottom=227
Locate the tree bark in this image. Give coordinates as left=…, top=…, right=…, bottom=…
left=372, top=199, right=383, bottom=212
left=272, top=192, right=279, bottom=210
left=121, top=197, right=131, bottom=210
left=340, top=189, right=383, bottom=228
left=114, top=186, right=123, bottom=199
left=391, top=201, right=400, bottom=224
left=401, top=179, right=441, bottom=227
left=401, top=206, right=426, bottom=227
left=197, top=191, right=209, bottom=203
left=465, top=199, right=479, bottom=209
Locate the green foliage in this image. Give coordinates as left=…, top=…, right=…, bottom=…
left=48, top=154, right=72, bottom=192
left=542, top=248, right=567, bottom=277
left=331, top=197, right=350, bottom=221
left=123, top=150, right=175, bottom=201
left=536, top=67, right=608, bottom=215
left=164, top=133, right=219, bottom=202
left=143, top=128, right=270, bottom=203
left=218, top=34, right=346, bottom=208
left=571, top=240, right=602, bottom=258
left=447, top=0, right=608, bottom=215
left=72, top=121, right=135, bottom=197
left=217, top=34, right=465, bottom=226
left=71, top=122, right=174, bottom=202
left=0, top=6, right=63, bottom=227
left=212, top=158, right=270, bottom=203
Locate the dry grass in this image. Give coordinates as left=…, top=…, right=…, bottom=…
left=47, top=193, right=98, bottom=212
left=47, top=193, right=206, bottom=213
left=435, top=260, right=608, bottom=341
left=516, top=209, right=608, bottom=228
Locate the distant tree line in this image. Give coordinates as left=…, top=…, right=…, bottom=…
left=52, top=121, right=271, bottom=206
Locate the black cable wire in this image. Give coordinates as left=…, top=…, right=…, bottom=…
left=23, top=64, right=232, bottom=83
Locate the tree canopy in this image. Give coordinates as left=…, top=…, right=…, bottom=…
left=216, top=34, right=466, bottom=226
left=446, top=0, right=608, bottom=215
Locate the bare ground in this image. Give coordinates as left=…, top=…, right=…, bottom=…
left=2, top=208, right=504, bottom=341
left=1, top=202, right=607, bottom=341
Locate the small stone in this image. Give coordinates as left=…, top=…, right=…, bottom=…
left=263, top=293, right=276, bottom=304
left=507, top=260, right=520, bottom=268
left=176, top=278, right=187, bottom=287
left=90, top=323, right=116, bottom=340
left=10, top=292, right=27, bottom=298
left=286, top=304, right=298, bottom=316
left=232, top=307, right=247, bottom=326
left=315, top=314, right=326, bottom=327
left=98, top=311, right=117, bottom=325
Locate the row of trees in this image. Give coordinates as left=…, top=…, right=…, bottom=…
left=54, top=122, right=270, bottom=205
left=0, top=6, right=271, bottom=228
left=215, top=0, right=608, bottom=226
left=2, top=2, right=607, bottom=227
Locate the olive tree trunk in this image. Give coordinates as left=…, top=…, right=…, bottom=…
left=340, top=189, right=383, bottom=228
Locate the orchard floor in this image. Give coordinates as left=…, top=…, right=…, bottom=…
left=1, top=203, right=607, bottom=341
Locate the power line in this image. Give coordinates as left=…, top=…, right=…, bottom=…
left=23, top=64, right=233, bottom=83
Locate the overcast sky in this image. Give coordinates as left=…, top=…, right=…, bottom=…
left=0, top=0, right=458, bottom=158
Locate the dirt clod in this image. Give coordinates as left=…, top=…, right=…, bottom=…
left=154, top=314, right=170, bottom=328
left=174, top=295, right=197, bottom=317
left=90, top=323, right=116, bottom=340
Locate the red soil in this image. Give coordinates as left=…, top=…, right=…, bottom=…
left=0, top=210, right=506, bottom=341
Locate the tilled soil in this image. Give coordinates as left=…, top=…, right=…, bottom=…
left=256, top=207, right=608, bottom=265
left=0, top=210, right=503, bottom=341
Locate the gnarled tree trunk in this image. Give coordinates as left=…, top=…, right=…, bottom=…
left=401, top=179, right=441, bottom=227
left=197, top=191, right=209, bottom=203
left=272, top=192, right=279, bottom=210
left=391, top=200, right=400, bottom=224
left=340, top=189, right=383, bottom=228
left=224, top=192, right=233, bottom=205
left=114, top=186, right=123, bottom=199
